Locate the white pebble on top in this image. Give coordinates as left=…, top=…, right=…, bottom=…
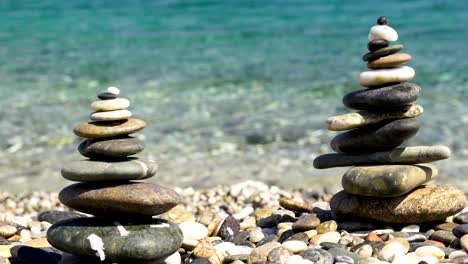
left=368, top=25, right=398, bottom=42
left=107, top=86, right=120, bottom=95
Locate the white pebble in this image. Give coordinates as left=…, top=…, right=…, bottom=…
left=281, top=240, right=308, bottom=253
left=359, top=66, right=415, bottom=87
left=214, top=242, right=237, bottom=254
left=286, top=255, right=313, bottom=264
left=420, top=256, right=440, bottom=264
left=229, top=245, right=253, bottom=255
left=415, top=246, right=445, bottom=260
left=401, top=225, right=420, bottom=233
left=449, top=250, right=467, bottom=259
left=233, top=206, right=254, bottom=220
left=179, top=221, right=208, bottom=241
left=316, top=231, right=341, bottom=244
left=107, top=86, right=120, bottom=95
left=378, top=242, right=406, bottom=262
left=249, top=227, right=265, bottom=243
left=164, top=251, right=181, bottom=264
left=368, top=25, right=398, bottom=41
left=355, top=244, right=373, bottom=258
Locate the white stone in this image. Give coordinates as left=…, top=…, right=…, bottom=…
left=449, top=250, right=467, bottom=259
left=249, top=227, right=265, bottom=243
left=359, top=66, right=415, bottom=87
left=390, top=254, right=421, bottom=264
left=316, top=231, right=341, bottom=244
left=378, top=242, right=407, bottom=262
left=281, top=240, right=307, bottom=253
left=107, top=86, right=120, bottom=95
left=233, top=206, right=254, bottom=220
left=286, top=255, right=313, bottom=264
left=414, top=246, right=445, bottom=260
left=213, top=242, right=237, bottom=253
left=90, top=109, right=132, bottom=121
left=356, top=244, right=373, bottom=258
left=179, top=221, right=208, bottom=241
left=420, top=256, right=439, bottom=264
left=368, top=25, right=398, bottom=41
left=228, top=245, right=253, bottom=255
left=401, top=224, right=420, bottom=233
left=164, top=251, right=181, bottom=264
left=90, top=98, right=130, bottom=112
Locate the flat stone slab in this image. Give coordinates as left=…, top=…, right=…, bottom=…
left=61, top=159, right=157, bottom=181
left=90, top=98, right=130, bottom=112
left=327, top=104, right=423, bottom=131
left=330, top=118, right=420, bottom=154
left=313, top=146, right=450, bottom=169
left=342, top=164, right=438, bottom=197
left=59, top=182, right=182, bottom=216
left=78, top=136, right=144, bottom=159
left=89, top=109, right=132, bottom=122
left=331, top=185, right=466, bottom=224
left=74, top=118, right=146, bottom=138
left=359, top=66, right=415, bottom=87
left=47, top=217, right=182, bottom=263
left=343, top=82, right=421, bottom=111
left=367, top=53, right=412, bottom=69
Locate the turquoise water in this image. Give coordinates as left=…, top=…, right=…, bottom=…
left=0, top=1, right=467, bottom=190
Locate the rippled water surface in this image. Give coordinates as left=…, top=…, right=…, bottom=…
left=0, top=0, right=467, bottom=191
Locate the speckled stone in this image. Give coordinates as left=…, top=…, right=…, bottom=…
left=367, top=53, right=412, bottom=69
left=314, top=146, right=450, bottom=169
left=78, top=136, right=144, bottom=159
left=47, top=217, right=182, bottom=263
left=343, top=82, right=421, bottom=111
left=59, top=182, right=182, bottom=216
left=331, top=185, right=466, bottom=224
left=342, top=164, right=438, bottom=197
left=300, top=248, right=333, bottom=264
left=330, top=118, right=420, bottom=154
left=362, top=44, right=403, bottom=62
left=74, top=118, right=146, bottom=139
left=326, top=103, right=423, bottom=131
left=61, top=159, right=157, bottom=182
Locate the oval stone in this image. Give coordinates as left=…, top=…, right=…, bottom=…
left=90, top=98, right=130, bottom=112
left=343, top=83, right=421, bottom=111
left=342, top=164, right=438, bottom=197
left=330, top=118, right=420, bottom=154
left=78, top=136, right=144, bottom=159
left=368, top=39, right=389, bottom=52
left=47, top=217, right=182, bottom=263
left=74, top=118, right=146, bottom=138
left=362, top=44, right=403, bottom=62
left=59, top=182, right=182, bottom=216
left=330, top=185, right=466, bottom=224
left=97, top=92, right=117, bottom=100
left=89, top=109, right=132, bottom=122
left=367, top=53, right=412, bottom=69
left=358, top=66, right=415, bottom=87
left=368, top=25, right=398, bottom=42
left=61, top=159, right=157, bottom=182
left=313, top=146, right=450, bottom=169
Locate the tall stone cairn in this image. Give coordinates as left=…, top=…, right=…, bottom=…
left=313, top=17, right=466, bottom=224
left=46, top=87, right=183, bottom=263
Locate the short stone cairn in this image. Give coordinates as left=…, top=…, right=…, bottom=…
left=46, top=87, right=183, bottom=263
left=314, top=17, right=466, bottom=224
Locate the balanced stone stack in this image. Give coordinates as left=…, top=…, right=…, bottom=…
left=314, top=17, right=466, bottom=224
left=46, top=87, right=183, bottom=263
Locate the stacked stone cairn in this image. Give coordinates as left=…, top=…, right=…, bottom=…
left=46, top=87, right=183, bottom=263
left=314, top=17, right=466, bottom=224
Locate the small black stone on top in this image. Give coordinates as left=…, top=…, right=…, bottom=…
left=368, top=39, right=389, bottom=52
left=377, top=16, right=388, bottom=25
left=97, top=92, right=117, bottom=100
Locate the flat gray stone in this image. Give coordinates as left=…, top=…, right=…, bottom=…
left=343, top=83, right=421, bottom=111
left=47, top=217, right=182, bottom=263
left=330, top=118, right=420, bottom=154
left=342, top=164, right=438, bottom=197
left=61, top=159, right=157, bottom=182
left=78, top=136, right=144, bottom=159
left=314, top=146, right=450, bottom=169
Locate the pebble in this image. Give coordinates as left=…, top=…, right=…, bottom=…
left=286, top=255, right=312, bottom=264
left=368, top=25, right=398, bottom=41
left=300, top=249, right=334, bottom=264
left=97, top=92, right=117, bottom=100
left=367, top=53, right=412, bottom=69
left=90, top=98, right=129, bottom=112
left=415, top=246, right=445, bottom=260
left=378, top=241, right=408, bottom=261
left=0, top=226, right=16, bottom=238
left=281, top=240, right=307, bottom=253
left=377, top=16, right=388, bottom=25
left=10, top=246, right=58, bottom=264
left=38, top=211, right=85, bottom=225
left=293, top=214, right=321, bottom=231
left=315, top=231, right=341, bottom=244
left=73, top=118, right=146, bottom=138
left=327, top=247, right=361, bottom=264
left=355, top=244, right=373, bottom=258
left=436, top=222, right=459, bottom=232
left=279, top=197, right=312, bottom=213
left=159, top=204, right=196, bottom=223
left=325, top=103, right=423, bottom=132
left=431, top=230, right=457, bottom=244
left=61, top=159, right=157, bottom=182
left=248, top=242, right=281, bottom=264
left=179, top=221, right=209, bottom=242
left=218, top=216, right=240, bottom=239
left=456, top=213, right=468, bottom=224
left=330, top=118, right=420, bottom=154
left=267, top=246, right=292, bottom=263
left=453, top=224, right=468, bottom=238
left=358, top=66, right=415, bottom=87
left=461, top=234, right=468, bottom=252
left=316, top=220, right=338, bottom=234
left=331, top=185, right=466, bottom=224
left=89, top=109, right=132, bottom=121
left=107, top=86, right=120, bottom=95
left=341, top=164, right=437, bottom=197
left=335, top=255, right=355, bottom=264
left=249, top=227, right=265, bottom=243
left=59, top=182, right=182, bottom=216
left=362, top=44, right=403, bottom=62
left=368, top=39, right=388, bottom=52
left=164, top=251, right=181, bottom=264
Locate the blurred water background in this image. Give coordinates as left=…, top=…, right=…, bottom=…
left=0, top=0, right=467, bottom=192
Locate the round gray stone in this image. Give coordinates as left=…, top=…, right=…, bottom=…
left=78, top=136, right=144, bottom=159
left=47, top=217, right=182, bottom=263
left=343, top=83, right=420, bottom=111
left=61, top=159, right=157, bottom=182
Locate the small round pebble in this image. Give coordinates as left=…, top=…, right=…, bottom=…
left=377, top=16, right=388, bottom=25
left=415, top=246, right=445, bottom=260
left=281, top=240, right=308, bottom=253
left=107, top=86, right=120, bottom=95
left=179, top=221, right=208, bottom=241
